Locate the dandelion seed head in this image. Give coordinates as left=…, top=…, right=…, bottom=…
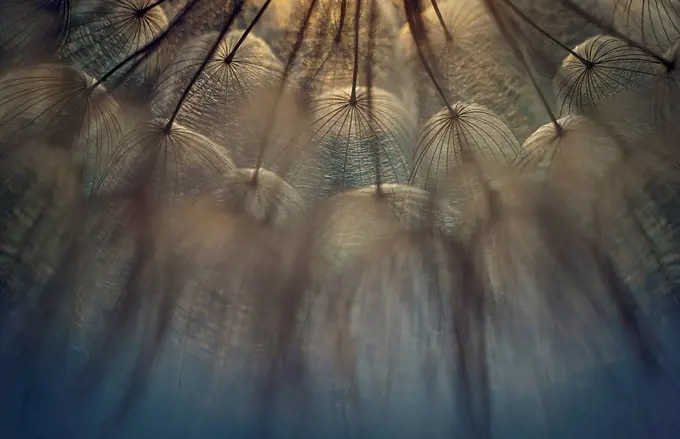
left=411, top=103, right=520, bottom=211
left=0, top=63, right=90, bottom=145
left=148, top=200, right=309, bottom=380
left=515, top=114, right=623, bottom=179
left=94, top=118, right=235, bottom=200
left=280, top=86, right=415, bottom=203
left=554, top=34, right=660, bottom=116
left=64, top=0, right=169, bottom=91
left=513, top=114, right=627, bottom=225
left=607, top=0, right=680, bottom=53
left=0, top=63, right=125, bottom=195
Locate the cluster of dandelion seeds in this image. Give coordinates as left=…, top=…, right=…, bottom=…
left=2, top=1, right=680, bottom=438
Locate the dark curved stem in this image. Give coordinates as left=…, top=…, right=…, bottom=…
left=364, top=0, right=381, bottom=192
left=165, top=0, right=245, bottom=131
left=336, top=0, right=348, bottom=43
left=254, top=0, right=320, bottom=173
left=404, top=0, right=455, bottom=115
left=91, top=0, right=204, bottom=90
left=451, top=237, right=491, bottom=439
left=559, top=0, right=674, bottom=70
left=499, top=0, right=592, bottom=66
left=483, top=0, right=562, bottom=134
left=224, top=0, right=273, bottom=63
left=140, top=0, right=169, bottom=15
left=430, top=0, right=453, bottom=41
left=350, top=0, right=362, bottom=104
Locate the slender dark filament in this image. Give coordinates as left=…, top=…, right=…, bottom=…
left=254, top=0, right=321, bottom=175
left=430, top=0, right=453, bottom=41
left=499, top=0, right=591, bottom=66
left=350, top=0, right=362, bottom=104
left=404, top=0, right=455, bottom=116
left=140, top=0, right=169, bottom=15
left=483, top=0, right=563, bottom=134
left=92, top=0, right=204, bottom=90
left=224, top=0, right=273, bottom=63
left=403, top=0, right=455, bottom=116
left=559, top=0, right=674, bottom=70
left=336, top=0, right=348, bottom=43
left=165, top=0, right=245, bottom=131
left=365, top=0, right=381, bottom=192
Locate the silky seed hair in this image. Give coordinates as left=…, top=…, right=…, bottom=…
left=0, top=0, right=71, bottom=72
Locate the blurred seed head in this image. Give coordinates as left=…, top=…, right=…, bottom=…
left=513, top=114, right=628, bottom=226
left=93, top=118, right=235, bottom=201
left=309, top=183, right=457, bottom=281
left=209, top=167, right=306, bottom=227
left=0, top=63, right=126, bottom=194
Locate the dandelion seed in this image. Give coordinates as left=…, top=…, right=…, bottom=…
left=513, top=114, right=625, bottom=224
left=93, top=118, right=235, bottom=200
left=278, top=86, right=414, bottom=204
left=0, top=63, right=125, bottom=195
left=1, top=0, right=680, bottom=437
left=63, top=0, right=169, bottom=93
left=511, top=110, right=679, bottom=305
left=62, top=9, right=255, bottom=424
left=554, top=35, right=660, bottom=118
left=411, top=103, right=520, bottom=212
